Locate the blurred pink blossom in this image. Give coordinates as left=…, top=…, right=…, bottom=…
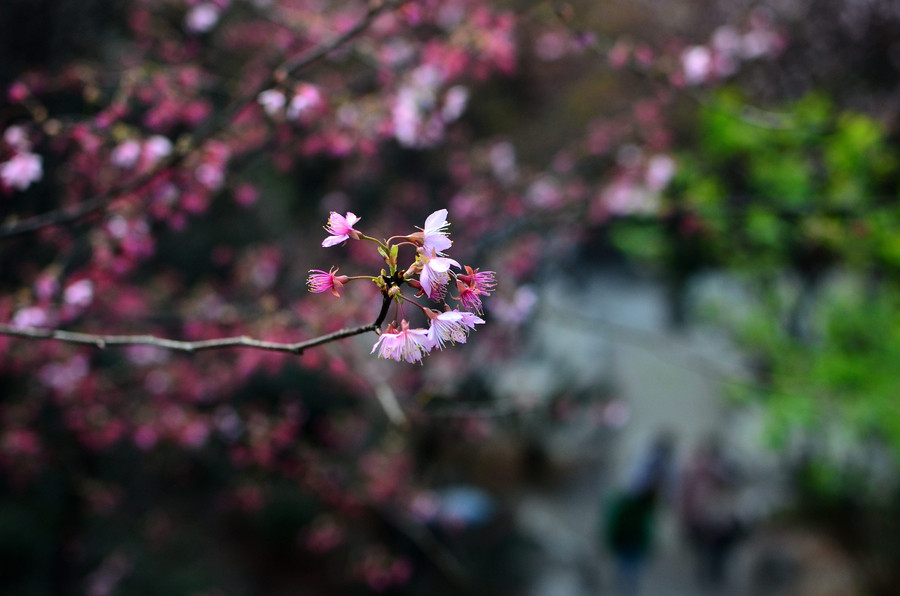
left=645, top=154, right=676, bottom=191
left=12, top=306, right=48, bottom=328
left=1, top=151, right=42, bottom=190
left=185, top=3, right=220, bottom=33
left=441, top=85, right=469, bottom=122
left=682, top=45, right=712, bottom=85
left=257, top=89, right=285, bottom=116
left=287, top=84, right=323, bottom=121
left=3, top=125, right=29, bottom=149
left=64, top=279, right=94, bottom=307
left=144, top=135, right=173, bottom=162
left=111, top=140, right=141, bottom=168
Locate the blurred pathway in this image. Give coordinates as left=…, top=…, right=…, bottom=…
left=495, top=269, right=751, bottom=595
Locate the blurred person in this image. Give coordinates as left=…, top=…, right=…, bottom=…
left=602, top=432, right=676, bottom=596
left=678, top=437, right=743, bottom=591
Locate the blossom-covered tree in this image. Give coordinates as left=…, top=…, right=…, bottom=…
left=0, top=0, right=820, bottom=591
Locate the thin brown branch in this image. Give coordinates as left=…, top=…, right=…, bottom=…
left=0, top=295, right=393, bottom=354
left=0, top=322, right=373, bottom=354
left=0, top=0, right=401, bottom=240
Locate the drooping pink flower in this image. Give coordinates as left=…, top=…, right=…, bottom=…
left=419, top=209, right=452, bottom=255
left=456, top=284, right=484, bottom=314
left=426, top=309, right=485, bottom=349
left=307, top=267, right=349, bottom=297
left=1, top=151, right=42, bottom=190
left=322, top=211, right=361, bottom=247
left=372, top=321, right=434, bottom=363
left=456, top=267, right=496, bottom=313
left=418, top=251, right=460, bottom=301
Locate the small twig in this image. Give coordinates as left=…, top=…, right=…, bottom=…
left=0, top=295, right=393, bottom=355
left=0, top=0, right=402, bottom=240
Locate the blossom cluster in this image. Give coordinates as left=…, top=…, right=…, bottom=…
left=308, top=209, right=495, bottom=363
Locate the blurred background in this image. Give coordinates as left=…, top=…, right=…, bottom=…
left=3, top=0, right=900, bottom=594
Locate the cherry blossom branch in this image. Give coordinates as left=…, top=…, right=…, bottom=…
left=550, top=3, right=795, bottom=130
left=0, top=0, right=402, bottom=240
left=0, top=295, right=393, bottom=354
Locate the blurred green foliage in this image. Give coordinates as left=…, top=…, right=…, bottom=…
left=642, top=90, right=900, bottom=501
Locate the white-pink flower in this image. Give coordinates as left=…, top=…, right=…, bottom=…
left=441, top=86, right=469, bottom=122
left=420, top=209, right=453, bottom=255
left=257, top=89, right=286, bottom=116
left=3, top=126, right=30, bottom=149
left=645, top=154, right=676, bottom=192
left=1, top=152, right=42, bottom=191
left=145, top=135, right=173, bottom=162
left=111, top=139, right=142, bottom=169
left=427, top=310, right=485, bottom=349
left=64, top=279, right=94, bottom=308
left=12, top=306, right=48, bottom=328
left=682, top=46, right=712, bottom=85
left=185, top=3, right=220, bottom=33
left=418, top=251, right=460, bottom=301
left=322, top=211, right=361, bottom=247
left=372, top=321, right=434, bottom=363
left=287, top=84, right=322, bottom=121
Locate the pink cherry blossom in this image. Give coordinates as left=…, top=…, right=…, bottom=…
left=12, top=306, right=49, bottom=328
left=3, top=126, right=30, bottom=149
left=455, top=267, right=496, bottom=313
left=418, top=251, right=460, bottom=301
left=682, top=45, right=712, bottom=85
left=64, top=279, right=95, bottom=307
left=460, top=266, right=497, bottom=294
left=457, top=285, right=483, bottom=314
left=426, top=310, right=485, bottom=349
left=111, top=140, right=142, bottom=169
left=185, top=3, right=220, bottom=34
left=371, top=321, right=434, bottom=363
left=456, top=310, right=485, bottom=332
left=420, top=209, right=453, bottom=255
left=645, top=154, right=676, bottom=191
left=322, top=211, right=362, bottom=247
left=441, top=86, right=469, bottom=122
left=144, top=135, right=173, bottom=162
left=257, top=89, right=286, bottom=116
left=287, top=84, right=323, bottom=121
left=307, top=267, right=349, bottom=297
left=1, top=151, right=43, bottom=191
